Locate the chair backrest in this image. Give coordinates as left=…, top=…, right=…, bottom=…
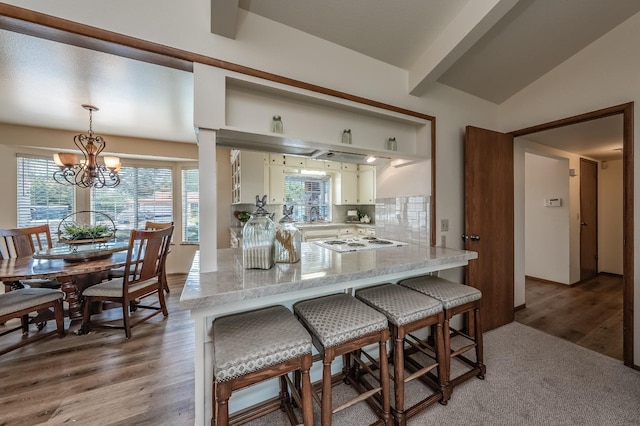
left=0, top=225, right=53, bottom=260
left=123, top=226, right=174, bottom=286
left=144, top=221, right=174, bottom=231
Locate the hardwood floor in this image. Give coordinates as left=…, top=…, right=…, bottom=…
left=514, top=274, right=623, bottom=360
left=0, top=274, right=195, bottom=426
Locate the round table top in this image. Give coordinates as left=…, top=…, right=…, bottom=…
left=33, top=240, right=130, bottom=262
left=0, top=251, right=129, bottom=281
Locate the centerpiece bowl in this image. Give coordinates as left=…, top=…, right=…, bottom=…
left=57, top=210, right=117, bottom=245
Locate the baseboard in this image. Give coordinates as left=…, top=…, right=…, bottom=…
left=526, top=273, right=623, bottom=288
left=514, top=303, right=526, bottom=312
left=525, top=275, right=565, bottom=286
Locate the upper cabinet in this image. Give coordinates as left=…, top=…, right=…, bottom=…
left=358, top=165, right=376, bottom=204
left=231, top=150, right=268, bottom=205
left=335, top=170, right=358, bottom=205
left=198, top=68, right=432, bottom=168
left=268, top=165, right=286, bottom=204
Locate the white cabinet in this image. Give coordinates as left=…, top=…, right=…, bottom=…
left=302, top=229, right=340, bottom=242
left=336, top=171, right=358, bottom=205
left=285, top=156, right=306, bottom=167
left=268, top=165, right=286, bottom=203
left=231, top=151, right=268, bottom=204
left=324, top=161, right=341, bottom=171
left=305, top=159, right=325, bottom=170
left=357, top=227, right=375, bottom=237
left=341, top=163, right=357, bottom=172
left=335, top=165, right=375, bottom=205
left=358, top=165, right=376, bottom=204
left=338, top=227, right=357, bottom=237
left=269, top=154, right=285, bottom=165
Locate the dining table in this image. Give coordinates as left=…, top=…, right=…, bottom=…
left=0, top=240, right=130, bottom=322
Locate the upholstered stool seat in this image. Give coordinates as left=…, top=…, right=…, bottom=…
left=399, top=275, right=485, bottom=394
left=294, top=293, right=392, bottom=426
left=356, top=284, right=447, bottom=426
left=212, top=305, right=313, bottom=426
left=0, top=288, right=65, bottom=356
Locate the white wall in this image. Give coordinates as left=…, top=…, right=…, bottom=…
left=524, top=153, right=570, bottom=283
left=376, top=159, right=431, bottom=199
left=499, top=10, right=640, bottom=364
left=599, top=159, right=623, bottom=274
left=515, top=139, right=586, bottom=305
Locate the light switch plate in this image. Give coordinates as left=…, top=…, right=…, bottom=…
left=440, top=219, right=449, bottom=232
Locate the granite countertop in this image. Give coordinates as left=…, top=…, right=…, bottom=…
left=179, top=243, right=477, bottom=311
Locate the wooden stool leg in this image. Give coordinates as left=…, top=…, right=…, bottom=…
left=321, top=354, right=333, bottom=426
left=215, top=382, right=231, bottom=426
left=378, top=334, right=392, bottom=426
left=393, top=326, right=406, bottom=426
left=279, top=375, right=289, bottom=410
left=474, top=306, right=486, bottom=379
left=433, top=321, right=450, bottom=403
left=442, top=318, right=452, bottom=397
left=300, top=354, right=314, bottom=426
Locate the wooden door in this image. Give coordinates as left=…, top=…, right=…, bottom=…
left=464, top=126, right=515, bottom=332
left=580, top=158, right=598, bottom=280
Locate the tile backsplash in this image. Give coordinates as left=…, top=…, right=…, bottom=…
left=375, top=195, right=430, bottom=246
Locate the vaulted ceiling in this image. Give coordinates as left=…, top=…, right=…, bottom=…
left=1, top=0, right=638, bottom=158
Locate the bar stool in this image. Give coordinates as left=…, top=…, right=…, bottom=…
left=294, top=293, right=392, bottom=426
left=212, top=305, right=313, bottom=426
left=355, top=284, right=447, bottom=426
left=399, top=275, right=485, bottom=395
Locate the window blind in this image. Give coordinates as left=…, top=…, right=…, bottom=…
left=17, top=155, right=74, bottom=230
left=181, top=168, right=199, bottom=243
left=90, top=165, right=173, bottom=238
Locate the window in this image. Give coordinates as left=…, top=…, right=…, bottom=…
left=284, top=174, right=331, bottom=222
left=182, top=168, right=199, bottom=242
left=17, top=155, right=74, bottom=231
left=91, top=165, right=173, bottom=239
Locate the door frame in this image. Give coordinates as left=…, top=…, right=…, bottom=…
left=510, top=102, right=634, bottom=367
left=579, top=158, right=598, bottom=281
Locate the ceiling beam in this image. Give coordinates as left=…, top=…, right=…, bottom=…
left=408, top=0, right=519, bottom=96
left=211, top=0, right=239, bottom=39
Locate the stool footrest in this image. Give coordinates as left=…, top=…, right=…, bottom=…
left=450, top=342, right=476, bottom=358
left=333, top=386, right=382, bottom=414
left=405, top=363, right=439, bottom=383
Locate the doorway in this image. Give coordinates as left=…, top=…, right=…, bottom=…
left=510, top=102, right=633, bottom=366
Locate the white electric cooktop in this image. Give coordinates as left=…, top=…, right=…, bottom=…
left=313, top=237, right=409, bottom=253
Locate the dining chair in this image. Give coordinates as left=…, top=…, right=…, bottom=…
left=108, top=221, right=173, bottom=294
left=0, top=288, right=65, bottom=356
left=144, top=221, right=173, bottom=294
left=81, top=225, right=174, bottom=338
left=0, top=225, right=60, bottom=291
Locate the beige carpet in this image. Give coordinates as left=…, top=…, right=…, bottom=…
left=246, top=322, right=640, bottom=425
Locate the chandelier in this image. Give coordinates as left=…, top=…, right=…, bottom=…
left=53, top=104, right=121, bottom=188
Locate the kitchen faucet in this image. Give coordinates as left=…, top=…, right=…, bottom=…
left=309, top=206, right=319, bottom=223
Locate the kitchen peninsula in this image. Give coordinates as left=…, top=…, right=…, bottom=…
left=180, top=242, right=477, bottom=426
